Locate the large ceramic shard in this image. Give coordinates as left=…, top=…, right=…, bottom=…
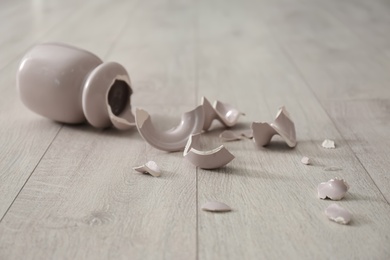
left=202, top=97, right=244, bottom=131
left=135, top=106, right=204, bottom=152
left=251, top=106, right=296, bottom=148
left=183, top=133, right=235, bottom=169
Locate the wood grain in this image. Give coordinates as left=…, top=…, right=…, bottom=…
left=0, top=0, right=390, bottom=259
left=0, top=0, right=85, bottom=71
left=0, top=0, right=197, bottom=259
left=196, top=0, right=390, bottom=259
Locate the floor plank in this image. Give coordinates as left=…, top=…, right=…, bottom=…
left=0, top=0, right=137, bottom=220
left=0, top=0, right=84, bottom=71
left=0, top=0, right=390, bottom=259
left=0, top=61, right=62, bottom=218
left=0, top=0, right=197, bottom=259
left=256, top=0, right=390, bottom=201
left=196, top=0, right=390, bottom=259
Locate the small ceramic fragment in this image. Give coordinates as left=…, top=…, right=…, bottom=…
left=201, top=201, right=231, bottom=212
left=251, top=106, right=296, bottom=148
left=325, top=204, right=352, bottom=225
left=133, top=161, right=161, bottom=177
left=240, top=129, right=253, bottom=139
left=135, top=106, right=204, bottom=152
left=324, top=166, right=342, bottom=172
left=322, top=139, right=335, bottom=149
left=219, top=130, right=241, bottom=142
left=318, top=177, right=349, bottom=200
left=201, top=97, right=244, bottom=131
left=301, top=156, right=311, bottom=165
left=183, top=133, right=235, bottom=169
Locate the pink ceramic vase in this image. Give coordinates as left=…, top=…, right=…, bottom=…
left=17, top=42, right=135, bottom=129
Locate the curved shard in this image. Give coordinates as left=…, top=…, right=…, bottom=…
left=135, top=106, right=205, bottom=152
left=251, top=106, right=296, bottom=148
left=183, top=134, right=235, bottom=169
left=202, top=97, right=244, bottom=131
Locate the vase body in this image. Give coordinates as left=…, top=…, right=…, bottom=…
left=17, top=43, right=134, bottom=128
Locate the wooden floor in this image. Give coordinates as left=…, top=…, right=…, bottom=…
left=1, top=0, right=390, bottom=259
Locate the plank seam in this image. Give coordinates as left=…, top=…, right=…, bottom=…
left=276, top=43, right=390, bottom=206
left=0, top=125, right=64, bottom=223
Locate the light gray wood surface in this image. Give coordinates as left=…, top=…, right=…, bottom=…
left=0, top=0, right=389, bottom=259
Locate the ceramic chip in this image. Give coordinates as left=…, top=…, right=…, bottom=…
left=318, top=177, right=349, bottom=200
left=325, top=204, right=352, bottom=225
left=324, top=166, right=342, bottom=172
left=133, top=161, right=161, bottom=177
left=201, top=201, right=232, bottom=212
left=322, top=139, right=335, bottom=149
left=219, top=130, right=242, bottom=142
left=301, top=156, right=311, bottom=165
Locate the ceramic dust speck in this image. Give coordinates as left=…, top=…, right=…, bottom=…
left=251, top=106, right=297, bottom=148
left=301, top=156, right=311, bottom=165
left=17, top=42, right=135, bottom=129
left=133, top=161, right=161, bottom=177
left=135, top=106, right=204, bottom=152
left=201, top=201, right=232, bottom=212
left=183, top=133, right=235, bottom=169
left=325, top=204, right=352, bottom=225
left=318, top=177, right=349, bottom=200
left=322, top=139, right=336, bottom=149
left=201, top=97, right=244, bottom=131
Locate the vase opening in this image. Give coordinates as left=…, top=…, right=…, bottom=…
left=107, top=79, right=132, bottom=116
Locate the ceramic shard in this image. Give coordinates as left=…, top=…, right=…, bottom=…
left=214, top=100, right=245, bottom=127
left=202, top=97, right=218, bottom=131
left=251, top=106, right=296, bottom=148
left=107, top=103, right=136, bottom=130
left=301, top=156, right=311, bottom=165
left=325, top=204, right=352, bottom=225
left=220, top=128, right=253, bottom=141
left=318, top=177, right=349, bottom=200
left=240, top=129, right=253, bottom=139
left=322, top=139, right=335, bottom=149
left=135, top=106, right=204, bottom=152
left=201, top=201, right=232, bottom=212
left=219, top=130, right=242, bottom=142
left=183, top=133, right=235, bottom=169
left=324, top=166, right=342, bottom=172
left=133, top=161, right=161, bottom=177
left=201, top=97, right=244, bottom=131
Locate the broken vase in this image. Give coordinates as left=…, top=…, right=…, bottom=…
left=17, top=42, right=135, bottom=129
